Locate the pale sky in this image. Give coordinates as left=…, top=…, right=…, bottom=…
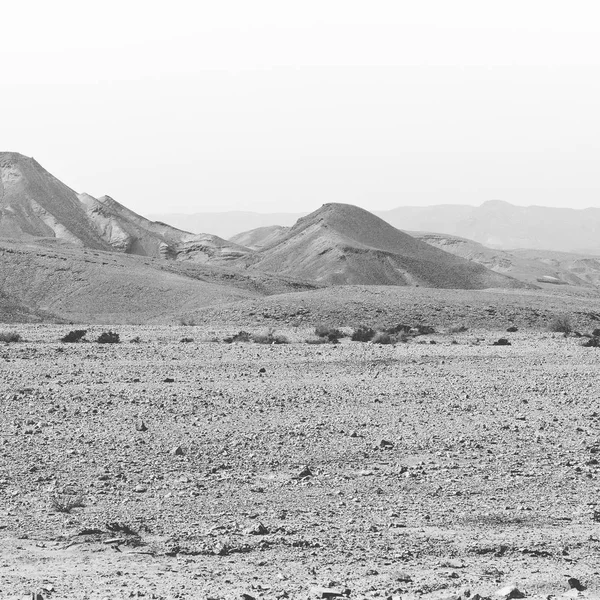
left=3, top=0, right=600, bottom=215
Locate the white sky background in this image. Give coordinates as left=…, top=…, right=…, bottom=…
left=3, top=0, right=600, bottom=214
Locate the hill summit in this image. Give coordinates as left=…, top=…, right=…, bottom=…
left=241, top=203, right=528, bottom=289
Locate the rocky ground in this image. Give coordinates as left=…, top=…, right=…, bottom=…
left=2, top=323, right=600, bottom=599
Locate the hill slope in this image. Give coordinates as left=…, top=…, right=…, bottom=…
left=413, top=231, right=600, bottom=287
left=0, top=152, right=112, bottom=249
left=239, top=203, right=530, bottom=289
left=0, top=240, right=260, bottom=324
left=230, top=225, right=289, bottom=250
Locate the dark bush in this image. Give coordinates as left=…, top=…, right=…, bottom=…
left=0, top=331, right=22, bottom=343
left=130, top=336, right=142, bottom=343
left=583, top=337, right=600, bottom=348
left=493, top=338, right=511, bottom=346
left=416, top=324, right=435, bottom=335
left=351, top=326, right=376, bottom=342
left=314, top=324, right=345, bottom=340
left=180, top=337, right=194, bottom=343
left=506, top=326, right=518, bottom=333
left=549, top=315, right=572, bottom=335
left=386, top=324, right=412, bottom=335
left=593, top=328, right=600, bottom=337
left=448, top=324, right=469, bottom=334
left=372, top=331, right=407, bottom=345
left=61, top=330, right=87, bottom=343
left=97, top=331, right=120, bottom=344
left=252, top=329, right=289, bottom=344
left=224, top=331, right=252, bottom=343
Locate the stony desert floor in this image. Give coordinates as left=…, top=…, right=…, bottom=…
left=2, top=324, right=600, bottom=599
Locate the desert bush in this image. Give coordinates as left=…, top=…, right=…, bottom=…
left=97, top=331, right=120, bottom=344
left=372, top=331, right=405, bottom=345
left=493, top=338, right=511, bottom=346
left=179, top=316, right=197, bottom=326
left=180, top=337, right=194, bottom=343
left=506, top=326, right=518, bottom=333
left=386, top=324, right=412, bottom=335
left=224, top=330, right=252, bottom=343
left=0, top=331, right=21, bottom=343
left=549, top=314, right=572, bottom=335
left=61, top=329, right=87, bottom=343
left=314, top=324, right=345, bottom=339
left=583, top=337, right=600, bottom=348
left=351, top=326, right=376, bottom=342
left=252, top=328, right=289, bottom=344
left=50, top=493, right=85, bottom=513
left=130, top=336, right=142, bottom=343
left=415, top=324, right=436, bottom=335
left=448, top=324, right=468, bottom=334
left=305, top=337, right=330, bottom=345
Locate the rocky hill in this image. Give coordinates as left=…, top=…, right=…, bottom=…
left=237, top=203, right=529, bottom=289
left=413, top=231, right=600, bottom=287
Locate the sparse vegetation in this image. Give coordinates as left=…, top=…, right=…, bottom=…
left=61, top=329, right=87, bottom=343
left=493, top=338, right=511, bottom=346
left=448, top=324, right=469, bottom=334
left=351, top=326, right=376, bottom=342
left=549, top=314, right=572, bottom=335
left=179, top=316, right=197, bottom=326
left=0, top=331, right=22, bottom=343
left=314, top=324, right=346, bottom=342
left=583, top=336, right=600, bottom=348
left=97, top=331, right=120, bottom=344
left=50, top=493, right=85, bottom=513
left=224, top=331, right=252, bottom=343
left=372, top=331, right=407, bottom=345
left=252, top=328, right=289, bottom=344
left=130, top=336, right=142, bottom=343
left=180, top=337, right=194, bottom=343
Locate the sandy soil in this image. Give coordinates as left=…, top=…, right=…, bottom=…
left=1, top=325, right=600, bottom=599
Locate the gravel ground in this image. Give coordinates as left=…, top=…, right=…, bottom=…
left=1, top=325, right=600, bottom=599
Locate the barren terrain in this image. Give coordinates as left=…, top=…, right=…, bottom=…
left=2, top=320, right=600, bottom=599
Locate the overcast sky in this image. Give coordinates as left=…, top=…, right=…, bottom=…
left=3, top=0, right=600, bottom=215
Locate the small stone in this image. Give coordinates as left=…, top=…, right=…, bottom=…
left=567, top=578, right=586, bottom=592
left=135, top=420, right=147, bottom=432
left=379, top=439, right=394, bottom=449
left=172, top=446, right=185, bottom=456
left=133, top=485, right=147, bottom=493
left=495, top=585, right=525, bottom=599
left=297, top=466, right=313, bottom=478
left=310, top=587, right=348, bottom=599
left=259, top=367, right=266, bottom=374
left=245, top=521, right=269, bottom=535
left=240, top=594, right=257, bottom=600
left=163, top=377, right=175, bottom=383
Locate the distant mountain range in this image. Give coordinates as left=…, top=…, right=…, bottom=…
left=2, top=151, right=600, bottom=324
left=153, top=200, right=600, bottom=255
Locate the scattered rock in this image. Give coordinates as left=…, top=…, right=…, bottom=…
left=379, top=439, right=394, bottom=449
left=244, top=521, right=269, bottom=535
left=567, top=578, right=586, bottom=592
left=310, top=587, right=350, bottom=599
left=171, top=446, right=185, bottom=456
left=135, top=420, right=147, bottom=432
left=259, top=367, right=266, bottom=373
left=297, top=466, right=313, bottom=479
left=495, top=585, right=525, bottom=599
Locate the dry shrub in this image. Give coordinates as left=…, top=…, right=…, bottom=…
left=252, top=328, right=289, bottom=344
left=97, top=331, right=120, bottom=344
left=50, top=493, right=85, bottom=513
left=224, top=331, right=252, bottom=343
left=0, top=331, right=21, bottom=343
left=549, top=314, right=572, bottom=335
left=351, top=326, right=376, bottom=342
left=61, top=329, right=87, bottom=343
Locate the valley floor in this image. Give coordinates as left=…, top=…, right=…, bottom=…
left=1, top=325, right=600, bottom=599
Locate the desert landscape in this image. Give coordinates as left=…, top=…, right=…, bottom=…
left=1, top=152, right=600, bottom=599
